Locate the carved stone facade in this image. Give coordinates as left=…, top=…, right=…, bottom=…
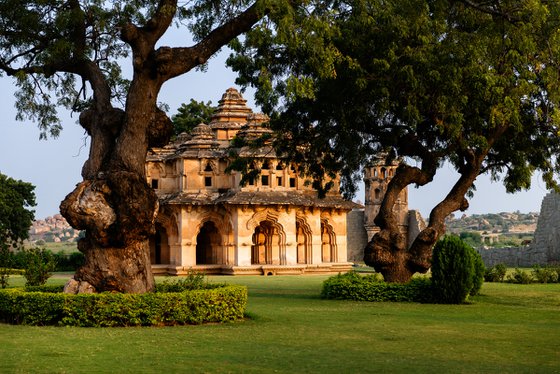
left=146, top=88, right=360, bottom=275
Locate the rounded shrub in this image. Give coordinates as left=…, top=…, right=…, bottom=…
left=470, top=250, right=485, bottom=296
left=431, top=235, right=482, bottom=304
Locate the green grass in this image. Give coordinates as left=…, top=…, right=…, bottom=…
left=1, top=274, right=559, bottom=373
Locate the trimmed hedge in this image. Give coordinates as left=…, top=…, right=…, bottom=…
left=0, top=285, right=247, bottom=327
left=321, top=271, right=433, bottom=303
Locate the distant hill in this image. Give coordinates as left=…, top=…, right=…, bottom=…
left=445, top=211, right=538, bottom=248
left=29, top=215, right=82, bottom=244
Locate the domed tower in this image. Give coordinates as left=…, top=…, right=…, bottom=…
left=209, top=87, right=253, bottom=143
left=364, top=158, right=409, bottom=240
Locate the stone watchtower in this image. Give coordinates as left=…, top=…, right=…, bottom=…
left=363, top=158, right=410, bottom=241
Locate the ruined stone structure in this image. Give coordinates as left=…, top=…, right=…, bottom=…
left=530, top=192, right=560, bottom=264
left=146, top=88, right=360, bottom=275
left=476, top=193, right=559, bottom=267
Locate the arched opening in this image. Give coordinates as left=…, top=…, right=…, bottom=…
left=381, top=167, right=387, bottom=179
left=251, top=220, right=285, bottom=265
left=296, top=220, right=312, bottom=264
left=321, top=221, right=338, bottom=263
left=149, top=224, right=170, bottom=264
left=196, top=221, right=221, bottom=265
left=374, top=188, right=381, bottom=201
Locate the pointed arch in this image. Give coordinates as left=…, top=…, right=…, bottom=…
left=321, top=218, right=338, bottom=263
left=193, top=210, right=233, bottom=265
left=296, top=213, right=312, bottom=264
left=248, top=210, right=286, bottom=265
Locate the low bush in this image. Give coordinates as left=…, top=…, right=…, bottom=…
left=507, top=268, right=533, bottom=284
left=531, top=266, right=559, bottom=284
left=22, top=247, right=57, bottom=286
left=484, top=264, right=507, bottom=282
left=470, top=250, right=486, bottom=296
left=0, top=285, right=247, bottom=327
left=155, top=270, right=214, bottom=292
left=0, top=244, right=16, bottom=288
left=321, top=271, right=432, bottom=303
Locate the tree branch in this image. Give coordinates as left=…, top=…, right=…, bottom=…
left=160, top=1, right=266, bottom=80
left=457, top=0, right=520, bottom=23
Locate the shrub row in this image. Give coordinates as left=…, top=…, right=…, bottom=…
left=323, top=236, right=485, bottom=305
left=321, top=272, right=433, bottom=303
left=0, top=285, right=247, bottom=327
left=484, top=264, right=560, bottom=284
left=506, top=266, right=560, bottom=284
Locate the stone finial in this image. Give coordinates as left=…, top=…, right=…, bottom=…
left=184, top=123, right=218, bottom=149
left=209, top=87, right=253, bottom=129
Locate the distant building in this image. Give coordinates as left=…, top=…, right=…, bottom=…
left=146, top=88, right=421, bottom=275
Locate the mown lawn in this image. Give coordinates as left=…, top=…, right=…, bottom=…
left=1, top=274, right=559, bottom=373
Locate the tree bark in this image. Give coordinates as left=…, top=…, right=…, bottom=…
left=56, top=1, right=273, bottom=293
left=364, top=151, right=487, bottom=283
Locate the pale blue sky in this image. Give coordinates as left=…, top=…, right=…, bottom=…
left=0, top=33, right=550, bottom=219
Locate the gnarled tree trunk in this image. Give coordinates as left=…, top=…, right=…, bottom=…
left=60, top=64, right=170, bottom=293
left=364, top=151, right=487, bottom=283
left=55, top=0, right=269, bottom=293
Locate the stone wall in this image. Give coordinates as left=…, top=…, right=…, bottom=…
left=407, top=210, right=426, bottom=248
left=475, top=246, right=547, bottom=267
left=346, top=209, right=427, bottom=263
left=346, top=209, right=369, bottom=263
left=529, top=192, right=560, bottom=264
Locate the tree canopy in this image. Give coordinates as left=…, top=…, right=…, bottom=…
left=228, top=0, right=560, bottom=281
left=0, top=0, right=301, bottom=292
left=172, top=99, right=216, bottom=135
left=0, top=172, right=36, bottom=245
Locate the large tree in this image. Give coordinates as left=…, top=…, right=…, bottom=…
left=0, top=0, right=301, bottom=293
left=0, top=172, right=36, bottom=246
left=172, top=99, right=216, bottom=136
left=228, top=0, right=560, bottom=281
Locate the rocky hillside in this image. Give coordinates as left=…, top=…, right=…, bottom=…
left=29, top=214, right=81, bottom=243
left=445, top=211, right=538, bottom=248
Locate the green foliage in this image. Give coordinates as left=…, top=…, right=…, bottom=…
left=484, top=264, right=508, bottom=282
left=531, top=266, right=559, bottom=284
left=172, top=99, right=216, bottom=135
left=506, top=268, right=534, bottom=284
left=0, top=288, right=65, bottom=325
left=52, top=251, right=85, bottom=271
left=431, top=236, right=482, bottom=304
left=321, top=271, right=432, bottom=303
left=0, top=243, right=12, bottom=288
left=0, top=285, right=247, bottom=326
left=0, top=173, right=36, bottom=245
left=155, top=270, right=219, bottom=292
left=22, top=247, right=57, bottom=287
left=229, top=0, right=560, bottom=200
left=470, top=250, right=486, bottom=296
left=459, top=232, right=483, bottom=248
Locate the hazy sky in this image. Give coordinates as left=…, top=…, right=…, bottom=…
left=0, top=30, right=551, bottom=220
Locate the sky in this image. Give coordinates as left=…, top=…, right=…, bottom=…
left=0, top=30, right=551, bottom=220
